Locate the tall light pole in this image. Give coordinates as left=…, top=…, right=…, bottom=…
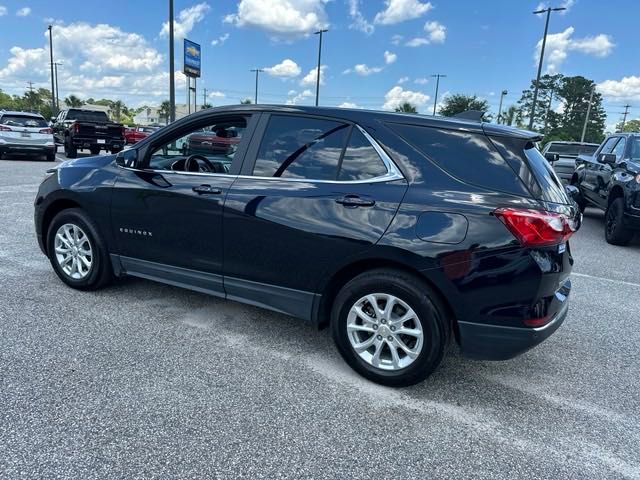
left=497, top=90, right=508, bottom=124
left=52, top=62, right=62, bottom=111
left=250, top=69, right=264, bottom=104
left=168, top=0, right=176, bottom=123
left=314, top=29, right=328, bottom=106
left=431, top=74, right=446, bottom=116
left=580, top=84, right=595, bottom=142
left=529, top=6, right=566, bottom=130
left=47, top=25, right=56, bottom=116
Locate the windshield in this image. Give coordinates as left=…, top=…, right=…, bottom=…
left=547, top=143, right=598, bottom=156
left=66, top=110, right=110, bottom=122
left=1, top=115, right=48, bottom=128
left=630, top=137, right=640, bottom=160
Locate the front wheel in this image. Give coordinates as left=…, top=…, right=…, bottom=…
left=47, top=208, right=113, bottom=290
left=331, top=269, right=450, bottom=387
left=605, top=197, right=634, bottom=246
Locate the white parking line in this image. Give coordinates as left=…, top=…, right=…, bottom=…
left=572, top=272, right=640, bottom=288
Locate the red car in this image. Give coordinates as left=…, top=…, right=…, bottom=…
left=183, top=125, right=242, bottom=156
left=125, top=126, right=158, bottom=144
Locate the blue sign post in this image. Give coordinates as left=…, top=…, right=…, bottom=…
left=183, top=39, right=201, bottom=78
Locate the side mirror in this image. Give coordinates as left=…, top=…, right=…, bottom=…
left=50, top=117, right=56, bottom=123
left=544, top=152, right=559, bottom=163
left=564, top=184, right=580, bottom=201
left=115, top=148, right=138, bottom=168
left=598, top=153, right=617, bottom=165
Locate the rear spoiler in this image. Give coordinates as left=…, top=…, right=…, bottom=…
left=454, top=110, right=485, bottom=122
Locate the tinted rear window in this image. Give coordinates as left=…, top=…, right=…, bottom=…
left=1, top=115, right=48, bottom=128
left=547, top=143, right=598, bottom=156
left=389, top=123, right=529, bottom=196
left=66, top=110, right=110, bottom=122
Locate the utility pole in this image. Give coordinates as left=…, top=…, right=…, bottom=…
left=314, top=29, right=328, bottom=106
left=168, top=0, right=176, bottom=123
left=250, top=69, right=263, bottom=104
left=543, top=87, right=554, bottom=133
left=620, top=104, right=631, bottom=131
left=52, top=62, right=62, bottom=111
left=47, top=25, right=56, bottom=116
left=529, top=6, right=566, bottom=130
left=497, top=90, right=508, bottom=124
left=26, top=81, right=35, bottom=111
left=431, top=74, right=446, bottom=116
left=580, top=85, right=595, bottom=142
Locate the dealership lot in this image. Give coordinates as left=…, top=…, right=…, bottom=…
left=1, top=156, right=639, bottom=479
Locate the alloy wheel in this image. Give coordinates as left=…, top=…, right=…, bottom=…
left=54, top=223, right=93, bottom=280
left=346, top=293, right=424, bottom=371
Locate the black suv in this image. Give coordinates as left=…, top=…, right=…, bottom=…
left=573, top=133, right=640, bottom=245
left=35, top=106, right=579, bottom=386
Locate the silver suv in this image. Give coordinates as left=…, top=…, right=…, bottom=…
left=0, top=111, right=56, bottom=161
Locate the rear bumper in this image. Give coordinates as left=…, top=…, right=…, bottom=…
left=457, top=282, right=570, bottom=361
left=0, top=143, right=56, bottom=155
left=71, top=137, right=123, bottom=149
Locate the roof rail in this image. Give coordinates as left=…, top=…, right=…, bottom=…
left=453, top=110, right=485, bottom=122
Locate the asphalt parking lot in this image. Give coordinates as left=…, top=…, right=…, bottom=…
left=1, top=153, right=639, bottom=480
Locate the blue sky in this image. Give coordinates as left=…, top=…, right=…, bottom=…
left=0, top=0, right=638, bottom=129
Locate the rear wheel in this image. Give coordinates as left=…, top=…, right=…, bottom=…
left=331, top=269, right=449, bottom=387
left=605, top=197, right=634, bottom=246
left=47, top=208, right=113, bottom=290
left=64, top=137, right=77, bottom=159
left=89, top=146, right=101, bottom=156
left=46, top=152, right=56, bottom=162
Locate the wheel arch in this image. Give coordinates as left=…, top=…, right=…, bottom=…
left=608, top=184, right=625, bottom=207
left=315, top=257, right=458, bottom=342
left=41, top=198, right=83, bottom=254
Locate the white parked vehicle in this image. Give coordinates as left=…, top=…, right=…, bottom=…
left=0, top=110, right=56, bottom=161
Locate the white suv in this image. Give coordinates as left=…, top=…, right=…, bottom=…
left=0, top=111, right=56, bottom=161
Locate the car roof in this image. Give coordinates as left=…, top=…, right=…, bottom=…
left=0, top=110, right=45, bottom=118
left=607, top=132, right=639, bottom=137
left=546, top=140, right=599, bottom=146
left=187, top=104, right=542, bottom=141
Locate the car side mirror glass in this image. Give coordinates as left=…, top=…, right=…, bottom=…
left=544, top=152, right=559, bottom=163
left=598, top=153, right=616, bottom=165
left=116, top=149, right=138, bottom=168
left=564, top=184, right=579, bottom=201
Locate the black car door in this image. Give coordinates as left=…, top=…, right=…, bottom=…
left=110, top=113, right=258, bottom=294
left=582, top=136, right=618, bottom=206
left=222, top=113, right=408, bottom=319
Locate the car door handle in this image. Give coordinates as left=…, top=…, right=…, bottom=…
left=335, top=195, right=376, bottom=207
left=192, top=184, right=222, bottom=195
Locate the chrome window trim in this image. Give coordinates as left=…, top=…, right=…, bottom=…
left=119, top=123, right=405, bottom=185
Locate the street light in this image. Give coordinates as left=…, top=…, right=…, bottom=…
left=431, top=74, right=446, bottom=116
left=250, top=68, right=264, bottom=104
left=168, top=0, right=176, bottom=123
left=314, top=29, right=328, bottom=106
left=52, top=62, right=63, bottom=111
left=47, top=25, right=56, bottom=115
left=529, top=6, right=567, bottom=130
left=497, top=90, right=508, bottom=124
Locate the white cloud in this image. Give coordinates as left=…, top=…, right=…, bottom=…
left=224, top=0, right=328, bottom=36
left=534, top=27, right=614, bottom=74
left=338, top=102, right=360, bottom=108
left=352, top=64, right=383, bottom=76
left=391, top=34, right=403, bottom=45
left=0, top=6, right=8, bottom=16
left=16, top=6, right=31, bottom=16
left=374, top=0, right=433, bottom=25
left=211, top=33, right=229, bottom=46
left=414, top=77, right=428, bottom=84
left=535, top=0, right=575, bottom=14
left=264, top=58, right=301, bottom=78
left=405, top=20, right=446, bottom=47
left=300, top=65, right=326, bottom=86
left=398, top=76, right=409, bottom=84
left=208, top=91, right=225, bottom=98
left=348, top=0, right=374, bottom=35
left=384, top=50, right=397, bottom=64
left=382, top=85, right=429, bottom=111
left=598, top=76, right=640, bottom=102
left=405, top=37, right=429, bottom=47
left=160, top=3, right=210, bottom=39
left=0, top=22, right=169, bottom=103
left=286, top=89, right=314, bottom=105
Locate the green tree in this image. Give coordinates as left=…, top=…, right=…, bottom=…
left=615, top=118, right=640, bottom=133
left=438, top=94, right=489, bottom=117
left=64, top=95, right=84, bottom=107
left=500, top=105, right=521, bottom=127
left=517, top=74, right=563, bottom=132
left=109, top=100, right=124, bottom=122
left=201, top=103, right=212, bottom=110
left=395, top=102, right=417, bottom=113
left=240, top=98, right=253, bottom=104
left=158, top=100, right=171, bottom=125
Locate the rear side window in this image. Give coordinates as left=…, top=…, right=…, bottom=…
left=389, top=124, right=528, bottom=196
left=338, top=129, right=388, bottom=181
left=253, top=115, right=349, bottom=180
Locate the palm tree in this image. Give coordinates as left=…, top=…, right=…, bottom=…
left=64, top=95, right=84, bottom=107
left=109, top=100, right=124, bottom=122
left=158, top=100, right=171, bottom=125
left=395, top=102, right=417, bottom=113
left=502, top=105, right=519, bottom=127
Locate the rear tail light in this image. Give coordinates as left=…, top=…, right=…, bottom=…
left=121, top=126, right=126, bottom=138
left=493, top=207, right=576, bottom=247
left=39, top=128, right=53, bottom=134
left=73, top=123, right=80, bottom=134
left=0, top=125, right=11, bottom=131
left=523, top=316, right=552, bottom=327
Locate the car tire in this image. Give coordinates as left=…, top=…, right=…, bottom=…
left=90, top=146, right=101, bottom=156
left=64, top=137, right=77, bottom=159
left=331, top=269, right=450, bottom=387
left=605, top=197, right=634, bottom=246
left=46, top=208, right=113, bottom=291
left=46, top=152, right=56, bottom=162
